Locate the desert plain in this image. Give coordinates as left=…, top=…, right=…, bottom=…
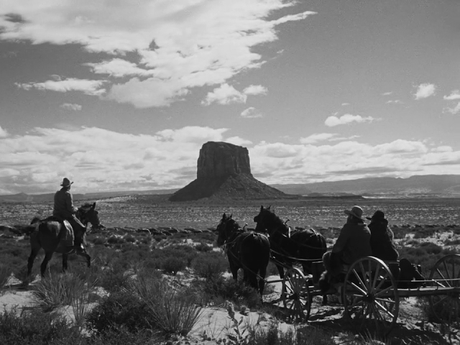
left=1, top=194, right=460, bottom=345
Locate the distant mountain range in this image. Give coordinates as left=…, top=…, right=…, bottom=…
left=1, top=175, right=459, bottom=202
left=272, top=174, right=460, bottom=198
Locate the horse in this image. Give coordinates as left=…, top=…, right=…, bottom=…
left=24, top=202, right=102, bottom=279
left=253, top=205, right=327, bottom=281
left=216, top=213, right=270, bottom=295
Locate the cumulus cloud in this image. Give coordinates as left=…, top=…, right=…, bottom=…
left=0, top=126, right=460, bottom=194
left=16, top=78, right=106, bottom=96
left=443, top=102, right=460, bottom=115
left=202, top=83, right=268, bottom=106
left=444, top=90, right=460, bottom=101
left=241, top=107, right=263, bottom=118
left=1, top=1, right=315, bottom=109
left=60, top=103, right=82, bottom=111
left=300, top=133, right=337, bottom=144
left=0, top=125, right=230, bottom=194
left=250, top=138, right=460, bottom=185
left=243, top=85, right=268, bottom=96
left=324, top=114, right=376, bottom=127
left=413, top=83, right=436, bottom=100
left=86, top=59, right=155, bottom=78
left=0, top=126, right=9, bottom=138
left=202, top=84, right=246, bottom=105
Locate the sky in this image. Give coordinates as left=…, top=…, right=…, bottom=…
left=1, top=0, right=460, bottom=195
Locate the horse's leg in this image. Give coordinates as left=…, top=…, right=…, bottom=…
left=228, top=255, right=238, bottom=280
left=27, top=247, right=40, bottom=278
left=258, top=265, right=267, bottom=295
left=40, top=251, right=54, bottom=277
left=76, top=249, right=91, bottom=268
left=62, top=253, right=68, bottom=272
left=276, top=264, right=284, bottom=278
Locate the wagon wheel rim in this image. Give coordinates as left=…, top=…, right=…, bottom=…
left=282, top=267, right=311, bottom=322
left=428, top=254, right=460, bottom=327
left=343, top=256, right=399, bottom=336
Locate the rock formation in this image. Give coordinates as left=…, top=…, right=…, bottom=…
left=169, top=141, right=288, bottom=201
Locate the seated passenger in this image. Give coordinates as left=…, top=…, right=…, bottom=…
left=367, top=210, right=399, bottom=261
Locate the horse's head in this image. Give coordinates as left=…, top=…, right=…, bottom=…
left=216, top=213, right=240, bottom=246
left=77, top=202, right=102, bottom=229
left=253, top=205, right=272, bottom=233
left=253, top=205, right=289, bottom=238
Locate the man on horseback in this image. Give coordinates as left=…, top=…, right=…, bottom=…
left=53, top=177, right=86, bottom=252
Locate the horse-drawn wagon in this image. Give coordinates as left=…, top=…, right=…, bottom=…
left=217, top=207, right=460, bottom=337
left=269, top=253, right=460, bottom=336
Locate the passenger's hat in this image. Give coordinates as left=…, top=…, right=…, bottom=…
left=60, top=177, right=73, bottom=187
left=366, top=210, right=385, bottom=220
left=344, top=205, right=364, bottom=220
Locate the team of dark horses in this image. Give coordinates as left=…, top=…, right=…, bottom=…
left=23, top=203, right=327, bottom=299
left=216, top=205, right=327, bottom=296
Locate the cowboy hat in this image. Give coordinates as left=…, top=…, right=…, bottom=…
left=344, top=205, right=364, bottom=220
left=60, top=177, right=73, bottom=187
left=366, top=210, right=385, bottom=220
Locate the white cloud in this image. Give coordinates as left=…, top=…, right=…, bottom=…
left=86, top=59, right=154, bottom=78
left=241, top=107, right=263, bottom=118
left=386, top=100, right=403, bottom=104
left=202, top=84, right=246, bottom=106
left=0, top=126, right=459, bottom=194
left=60, top=103, right=82, bottom=111
left=0, top=126, right=9, bottom=138
left=0, top=125, right=230, bottom=194
left=300, top=133, right=337, bottom=144
left=250, top=139, right=460, bottom=185
left=243, top=85, right=268, bottom=96
left=444, top=90, right=460, bottom=101
left=324, top=114, right=376, bottom=127
left=413, top=83, right=436, bottom=100
left=382, top=91, right=393, bottom=96
left=16, top=78, right=106, bottom=96
left=1, top=1, right=315, bottom=109
left=443, top=102, right=460, bottom=115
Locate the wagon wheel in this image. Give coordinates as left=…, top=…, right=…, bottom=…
left=343, top=256, right=399, bottom=336
left=282, top=267, right=311, bottom=322
left=428, top=254, right=460, bottom=328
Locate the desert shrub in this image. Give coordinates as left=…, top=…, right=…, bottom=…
left=107, top=235, right=125, bottom=244
left=32, top=271, right=94, bottom=311
left=91, top=236, right=106, bottom=245
left=191, top=251, right=228, bottom=280
left=419, top=242, right=443, bottom=255
left=195, top=242, right=213, bottom=252
left=0, top=307, right=78, bottom=345
left=85, top=291, right=157, bottom=336
left=153, top=235, right=167, bottom=242
left=128, top=276, right=202, bottom=337
left=162, top=245, right=198, bottom=266
left=97, top=265, right=134, bottom=295
left=148, top=245, right=198, bottom=274
left=125, top=234, right=136, bottom=243
left=196, top=275, right=261, bottom=309
left=87, top=328, right=160, bottom=345
left=162, top=256, right=187, bottom=275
